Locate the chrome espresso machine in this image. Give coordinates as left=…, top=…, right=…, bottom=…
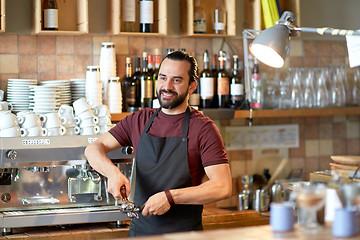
left=0, top=135, right=134, bottom=235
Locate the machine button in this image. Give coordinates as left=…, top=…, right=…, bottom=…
left=1, top=193, right=11, bottom=203
left=6, top=150, right=17, bottom=160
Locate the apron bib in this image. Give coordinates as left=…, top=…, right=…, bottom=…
left=128, top=107, right=203, bottom=237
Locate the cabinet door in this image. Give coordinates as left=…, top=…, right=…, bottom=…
left=32, top=0, right=88, bottom=34
left=107, top=0, right=167, bottom=35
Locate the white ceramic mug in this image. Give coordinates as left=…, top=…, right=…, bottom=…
left=59, top=105, right=74, bottom=117
left=40, top=112, right=66, bottom=128
left=78, top=125, right=100, bottom=135
left=73, top=97, right=92, bottom=115
left=65, top=127, right=77, bottom=136
left=0, top=101, right=13, bottom=111
left=95, top=105, right=110, bottom=117
left=99, top=116, right=111, bottom=126
left=79, top=117, right=98, bottom=128
left=16, top=111, right=42, bottom=129
left=76, top=108, right=96, bottom=120
left=0, top=111, right=19, bottom=129
left=20, top=126, right=48, bottom=137
left=0, top=126, right=20, bottom=137
left=0, top=90, right=4, bottom=101
left=100, top=125, right=112, bottom=134
left=46, top=126, right=67, bottom=136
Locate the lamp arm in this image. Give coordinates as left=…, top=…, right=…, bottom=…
left=294, top=26, right=360, bottom=36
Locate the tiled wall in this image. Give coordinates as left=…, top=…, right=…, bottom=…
left=0, top=34, right=356, bottom=207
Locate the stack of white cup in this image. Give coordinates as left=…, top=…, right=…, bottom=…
left=0, top=110, right=21, bottom=137
left=17, top=111, right=47, bottom=137
left=107, top=77, right=122, bottom=113
left=73, top=97, right=100, bottom=135
left=100, top=42, right=117, bottom=105
left=85, top=66, right=103, bottom=107
left=58, top=105, right=77, bottom=136
left=39, top=112, right=67, bottom=136
left=94, top=104, right=113, bottom=134
left=0, top=101, right=13, bottom=112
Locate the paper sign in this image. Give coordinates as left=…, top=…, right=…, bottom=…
left=346, top=35, right=360, bottom=68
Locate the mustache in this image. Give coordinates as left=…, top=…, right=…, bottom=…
left=159, top=89, right=178, bottom=95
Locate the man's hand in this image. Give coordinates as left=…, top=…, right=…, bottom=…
left=106, top=167, right=131, bottom=200
left=142, top=191, right=171, bottom=216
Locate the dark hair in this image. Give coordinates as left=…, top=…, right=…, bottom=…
left=160, top=51, right=199, bottom=84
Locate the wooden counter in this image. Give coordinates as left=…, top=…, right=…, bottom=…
left=0, top=208, right=268, bottom=239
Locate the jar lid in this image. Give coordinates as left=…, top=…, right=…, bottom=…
left=102, top=42, right=115, bottom=48
left=87, top=66, right=100, bottom=71
left=109, top=77, right=120, bottom=82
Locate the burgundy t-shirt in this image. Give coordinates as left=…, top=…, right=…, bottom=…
left=109, top=108, right=228, bottom=186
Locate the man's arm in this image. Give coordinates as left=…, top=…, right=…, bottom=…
left=142, top=163, right=232, bottom=216
left=84, top=132, right=131, bottom=199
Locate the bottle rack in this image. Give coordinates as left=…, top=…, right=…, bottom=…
left=0, top=0, right=5, bottom=33
left=107, top=0, right=167, bottom=35
left=180, top=0, right=236, bottom=37
left=32, top=0, right=88, bottom=34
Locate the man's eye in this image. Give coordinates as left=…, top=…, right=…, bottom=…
left=160, top=77, right=166, bottom=81
left=174, top=79, right=180, bottom=83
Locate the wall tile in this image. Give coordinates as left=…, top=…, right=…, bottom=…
left=304, top=40, right=318, bottom=57
left=318, top=57, right=332, bottom=67
left=346, top=138, right=360, bottom=155
left=57, top=36, right=75, bottom=55
left=76, top=55, right=92, bottom=73
left=319, top=139, right=333, bottom=156
left=57, top=74, right=76, bottom=80
left=333, top=122, right=347, bottom=139
left=145, top=37, right=163, bottom=56
left=194, top=38, right=212, bottom=60
left=289, top=139, right=305, bottom=158
left=38, top=55, right=56, bottom=73
left=303, top=56, right=317, bottom=67
left=57, top=55, right=75, bottom=73
left=179, top=37, right=196, bottom=56
left=93, top=36, right=111, bottom=56
left=228, top=37, right=244, bottom=56
left=128, top=37, right=146, bottom=56
left=332, top=56, right=346, bottom=64
left=333, top=139, right=346, bottom=155
left=116, top=55, right=127, bottom=77
left=19, top=35, right=37, bottom=54
left=319, top=123, right=332, bottom=139
left=19, top=73, right=38, bottom=80
left=289, top=57, right=303, bottom=67
left=75, top=35, right=93, bottom=55
left=38, top=35, right=56, bottom=54
left=230, top=159, right=247, bottom=177
left=19, top=55, right=37, bottom=73
left=289, top=40, right=303, bottom=57
left=112, top=35, right=129, bottom=55
left=318, top=41, right=331, bottom=57
left=305, top=139, right=319, bottom=157
left=0, top=35, right=17, bottom=54
left=331, top=41, right=346, bottom=57
left=39, top=74, right=57, bottom=81
left=346, top=121, right=360, bottom=138
left=0, top=54, right=18, bottom=74
left=333, top=115, right=346, bottom=122
left=319, top=156, right=331, bottom=171
left=289, top=157, right=305, bottom=172
left=305, top=156, right=320, bottom=177
left=305, top=123, right=319, bottom=139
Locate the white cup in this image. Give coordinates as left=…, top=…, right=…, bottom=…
left=73, top=97, right=92, bottom=115
left=76, top=108, right=96, bottom=120
left=59, top=105, right=74, bottom=116
left=100, top=125, right=112, bottom=134
left=16, top=111, right=42, bottom=129
left=0, top=90, right=4, bottom=101
left=20, top=126, right=48, bottom=137
left=79, top=117, right=99, bottom=128
left=46, top=126, right=67, bottom=136
left=0, top=111, right=19, bottom=129
left=99, top=116, right=111, bottom=126
left=61, top=115, right=76, bottom=128
left=65, top=127, right=77, bottom=136
left=95, top=105, right=110, bottom=117
left=78, top=125, right=100, bottom=135
left=0, top=126, right=20, bottom=137
left=40, top=112, right=66, bottom=128
left=0, top=101, right=13, bottom=111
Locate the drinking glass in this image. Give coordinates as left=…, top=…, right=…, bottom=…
left=294, top=182, right=326, bottom=232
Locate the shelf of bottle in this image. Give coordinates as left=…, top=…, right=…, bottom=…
left=110, top=107, right=360, bottom=122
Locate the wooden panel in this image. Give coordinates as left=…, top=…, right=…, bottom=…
left=0, top=0, right=5, bottom=32
left=32, top=0, right=88, bottom=34
left=180, top=0, right=236, bottom=36
left=108, top=0, right=166, bottom=35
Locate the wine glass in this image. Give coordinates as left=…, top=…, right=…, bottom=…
left=294, top=182, right=327, bottom=232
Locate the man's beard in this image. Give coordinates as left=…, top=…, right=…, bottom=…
left=157, top=89, right=188, bottom=109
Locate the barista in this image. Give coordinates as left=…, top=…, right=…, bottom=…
left=85, top=51, right=232, bottom=236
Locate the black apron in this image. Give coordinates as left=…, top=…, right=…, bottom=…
left=128, top=107, right=203, bottom=237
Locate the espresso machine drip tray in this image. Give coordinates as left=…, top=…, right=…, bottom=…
left=0, top=206, right=128, bottom=228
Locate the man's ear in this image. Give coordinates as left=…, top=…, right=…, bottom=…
left=188, top=81, right=197, bottom=95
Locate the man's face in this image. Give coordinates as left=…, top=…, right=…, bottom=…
left=156, top=58, right=195, bottom=110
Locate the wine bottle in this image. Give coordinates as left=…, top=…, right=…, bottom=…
left=140, top=0, right=154, bottom=33
left=140, top=52, right=153, bottom=108
left=122, top=57, right=137, bottom=112
left=131, top=57, right=142, bottom=111
left=152, top=49, right=161, bottom=108
left=147, top=54, right=154, bottom=76
left=213, top=0, right=226, bottom=34
left=189, top=80, right=200, bottom=109
left=250, top=58, right=263, bottom=109
left=217, top=51, right=230, bottom=108
left=43, top=0, right=58, bottom=30
left=230, top=55, right=245, bottom=109
left=193, top=0, right=207, bottom=34
left=200, top=50, right=215, bottom=109
left=211, top=53, right=218, bottom=108
left=121, top=0, right=136, bottom=32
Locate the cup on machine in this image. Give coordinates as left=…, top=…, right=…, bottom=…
left=16, top=111, right=42, bottom=129
left=0, top=126, right=21, bottom=137
left=20, top=127, right=48, bottom=137
left=0, top=110, right=19, bottom=130
left=0, top=101, right=13, bottom=111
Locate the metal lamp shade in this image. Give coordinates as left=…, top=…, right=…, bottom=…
left=249, top=24, right=290, bottom=68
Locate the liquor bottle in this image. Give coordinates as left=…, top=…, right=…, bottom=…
left=211, top=53, right=218, bottom=107
left=217, top=51, right=230, bottom=108
left=213, top=0, right=226, bottom=34
left=189, top=81, right=200, bottom=109
left=140, top=0, right=153, bottom=33
left=167, top=48, right=175, bottom=54
left=250, top=58, right=263, bottom=109
left=200, top=50, right=215, bottom=109
left=230, top=55, right=245, bottom=109
left=121, top=0, right=135, bottom=32
left=152, top=49, right=161, bottom=108
left=131, top=57, right=142, bottom=111
left=122, top=57, right=137, bottom=112
left=140, top=52, right=153, bottom=108
left=147, top=54, right=154, bottom=76
left=43, top=0, right=58, bottom=30
left=193, top=0, right=207, bottom=34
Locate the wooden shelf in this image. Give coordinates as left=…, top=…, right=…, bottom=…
left=107, top=0, right=167, bottom=35
left=0, top=0, right=5, bottom=33
left=32, top=0, right=88, bottom=34
left=110, top=107, right=360, bottom=122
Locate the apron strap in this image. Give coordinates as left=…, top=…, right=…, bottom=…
left=181, top=107, right=191, bottom=138
left=143, top=108, right=161, bottom=133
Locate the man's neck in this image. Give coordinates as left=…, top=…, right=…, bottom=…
left=161, top=103, right=189, bottom=115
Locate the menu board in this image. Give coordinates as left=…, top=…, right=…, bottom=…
left=224, top=124, right=299, bottom=150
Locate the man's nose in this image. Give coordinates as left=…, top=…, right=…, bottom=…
left=163, top=78, right=174, bottom=90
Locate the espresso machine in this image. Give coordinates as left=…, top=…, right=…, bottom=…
left=0, top=135, right=135, bottom=235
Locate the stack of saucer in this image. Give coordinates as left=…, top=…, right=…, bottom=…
left=70, top=79, right=86, bottom=103
left=29, top=85, right=58, bottom=114
left=7, top=79, right=38, bottom=112
left=41, top=80, right=72, bottom=108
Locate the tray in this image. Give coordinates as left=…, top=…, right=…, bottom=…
left=330, top=155, right=360, bottom=166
